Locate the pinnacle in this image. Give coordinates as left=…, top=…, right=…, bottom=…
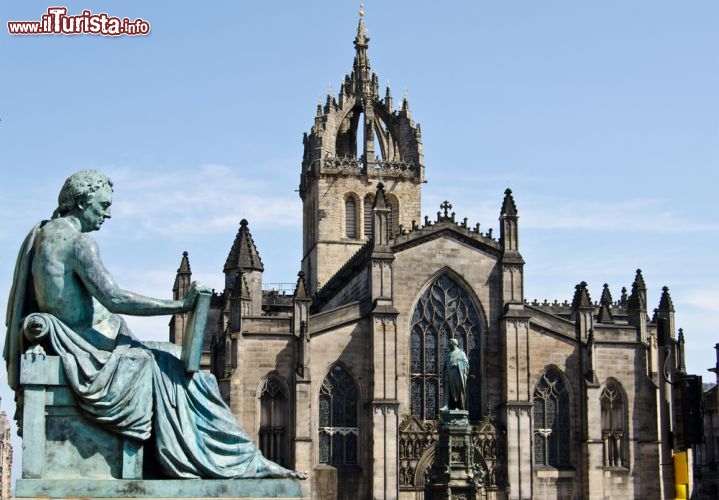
left=294, top=271, right=310, bottom=300
left=571, top=281, right=592, bottom=309
left=600, top=284, right=613, bottom=306
left=627, top=269, right=647, bottom=311
left=501, top=188, right=518, bottom=217
left=177, top=251, right=191, bottom=273
left=374, top=182, right=387, bottom=209
left=658, top=286, right=675, bottom=312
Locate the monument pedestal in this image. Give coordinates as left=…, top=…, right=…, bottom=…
left=425, top=409, right=484, bottom=500
left=15, top=478, right=303, bottom=499
left=16, top=355, right=303, bottom=500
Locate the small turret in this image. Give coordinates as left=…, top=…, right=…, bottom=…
left=224, top=219, right=264, bottom=315
left=172, top=251, right=192, bottom=300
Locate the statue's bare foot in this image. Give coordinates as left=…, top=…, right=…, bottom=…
left=292, top=470, right=308, bottom=480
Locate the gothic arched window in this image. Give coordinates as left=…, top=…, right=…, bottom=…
left=410, top=274, right=483, bottom=421
left=345, top=196, right=357, bottom=239
left=319, top=365, right=359, bottom=465
left=259, top=376, right=289, bottom=467
left=601, top=380, right=626, bottom=467
left=533, top=367, right=571, bottom=467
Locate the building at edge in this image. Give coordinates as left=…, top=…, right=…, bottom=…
left=169, top=12, right=696, bottom=500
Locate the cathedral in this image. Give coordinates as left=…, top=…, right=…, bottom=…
left=169, top=12, right=692, bottom=500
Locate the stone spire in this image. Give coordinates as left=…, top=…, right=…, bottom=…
left=223, top=219, right=264, bottom=315
left=351, top=4, right=373, bottom=98
left=172, top=251, right=192, bottom=301
left=298, top=5, right=424, bottom=296
left=224, top=220, right=264, bottom=278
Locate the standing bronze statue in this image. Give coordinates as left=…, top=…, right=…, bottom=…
left=4, top=170, right=305, bottom=480
left=442, top=338, right=469, bottom=411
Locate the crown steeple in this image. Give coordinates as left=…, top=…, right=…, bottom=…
left=298, top=6, right=425, bottom=296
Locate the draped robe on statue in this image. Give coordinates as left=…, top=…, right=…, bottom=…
left=442, top=346, right=469, bottom=411
left=4, top=223, right=295, bottom=479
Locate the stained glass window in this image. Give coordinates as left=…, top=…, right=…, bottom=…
left=259, top=376, right=288, bottom=467
left=318, top=365, right=359, bottom=465
left=601, top=381, right=626, bottom=467
left=409, top=274, right=483, bottom=421
left=533, top=367, right=571, bottom=467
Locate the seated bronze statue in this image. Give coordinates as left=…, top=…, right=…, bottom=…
left=4, top=170, right=304, bottom=480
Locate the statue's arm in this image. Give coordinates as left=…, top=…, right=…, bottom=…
left=72, top=234, right=195, bottom=316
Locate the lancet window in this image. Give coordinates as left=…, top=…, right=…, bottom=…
left=259, top=376, right=288, bottom=467
left=345, top=196, right=358, bottom=239
left=319, top=365, right=359, bottom=465
left=601, top=380, right=626, bottom=467
left=533, top=367, right=571, bottom=467
left=409, top=274, right=482, bottom=421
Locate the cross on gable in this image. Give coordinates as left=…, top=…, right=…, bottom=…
left=440, top=200, right=453, bottom=218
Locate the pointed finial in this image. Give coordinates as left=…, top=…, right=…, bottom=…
left=658, top=286, right=675, bottom=312
left=359, top=2, right=364, bottom=18
left=328, top=82, right=332, bottom=96
left=572, top=281, right=593, bottom=309
left=501, top=188, right=518, bottom=216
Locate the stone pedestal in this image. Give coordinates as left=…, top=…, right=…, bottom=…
left=16, top=354, right=303, bottom=499
left=15, top=478, right=303, bottom=499
left=425, top=410, right=484, bottom=500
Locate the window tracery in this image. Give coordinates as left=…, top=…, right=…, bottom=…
left=259, top=376, right=288, bottom=467
left=533, top=367, right=571, bottom=467
left=601, top=381, right=626, bottom=467
left=410, top=274, right=482, bottom=421
left=319, top=365, right=359, bottom=465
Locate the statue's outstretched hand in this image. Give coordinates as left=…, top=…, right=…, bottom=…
left=183, top=281, right=211, bottom=311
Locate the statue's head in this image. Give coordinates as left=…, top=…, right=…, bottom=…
left=449, top=338, right=458, bottom=349
left=53, top=170, right=114, bottom=231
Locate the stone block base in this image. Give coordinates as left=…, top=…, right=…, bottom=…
left=15, top=478, right=303, bottom=499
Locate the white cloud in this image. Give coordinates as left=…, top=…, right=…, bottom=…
left=102, top=164, right=301, bottom=240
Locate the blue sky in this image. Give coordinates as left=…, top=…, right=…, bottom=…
left=1, top=0, right=717, bottom=474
